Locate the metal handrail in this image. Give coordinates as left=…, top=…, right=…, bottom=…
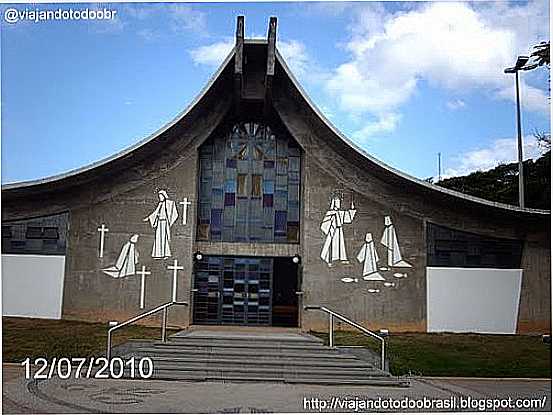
left=106, top=301, right=188, bottom=360
left=304, top=305, right=386, bottom=371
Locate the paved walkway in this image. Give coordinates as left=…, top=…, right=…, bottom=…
left=2, top=364, right=551, bottom=413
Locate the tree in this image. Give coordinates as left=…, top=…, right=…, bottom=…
left=436, top=137, right=550, bottom=210
left=528, top=41, right=550, bottom=97
left=530, top=41, right=550, bottom=67
left=534, top=129, right=551, bottom=151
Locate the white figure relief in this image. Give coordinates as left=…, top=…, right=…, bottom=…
left=320, top=196, right=356, bottom=266
left=97, top=224, right=109, bottom=258
left=393, top=272, right=408, bottom=279
left=144, top=190, right=179, bottom=259
left=367, top=288, right=380, bottom=294
left=102, top=234, right=139, bottom=278
left=380, top=216, right=412, bottom=268
left=167, top=259, right=184, bottom=302
left=356, top=233, right=385, bottom=281
left=179, top=197, right=192, bottom=225
left=341, top=277, right=359, bottom=284
left=137, top=266, right=152, bottom=309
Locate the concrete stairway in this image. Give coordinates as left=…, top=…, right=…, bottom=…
left=122, top=329, right=409, bottom=386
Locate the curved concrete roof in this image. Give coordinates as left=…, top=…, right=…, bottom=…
left=3, top=41, right=549, bottom=216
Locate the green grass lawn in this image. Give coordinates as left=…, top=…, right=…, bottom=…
left=2, top=317, right=178, bottom=362
left=311, top=331, right=552, bottom=378
left=3, top=318, right=550, bottom=378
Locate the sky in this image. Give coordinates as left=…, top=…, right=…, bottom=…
left=1, top=1, right=551, bottom=184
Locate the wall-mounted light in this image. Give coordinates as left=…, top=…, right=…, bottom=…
left=194, top=251, right=203, bottom=261
left=292, top=254, right=301, bottom=264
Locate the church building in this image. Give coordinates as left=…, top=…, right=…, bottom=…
left=2, top=17, right=550, bottom=335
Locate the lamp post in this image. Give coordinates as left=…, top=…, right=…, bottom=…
left=504, top=56, right=538, bottom=208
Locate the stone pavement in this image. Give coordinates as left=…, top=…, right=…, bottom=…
left=2, top=364, right=551, bottom=413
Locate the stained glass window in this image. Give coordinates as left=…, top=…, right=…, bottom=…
left=426, top=223, right=523, bottom=268
left=197, top=122, right=301, bottom=243
left=2, top=212, right=68, bottom=255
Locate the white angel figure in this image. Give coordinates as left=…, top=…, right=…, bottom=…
left=102, top=234, right=139, bottom=278
left=144, top=190, right=179, bottom=259
left=320, top=196, right=356, bottom=266
left=380, top=216, right=412, bottom=268
left=357, top=232, right=385, bottom=281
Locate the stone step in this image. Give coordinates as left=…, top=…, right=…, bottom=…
left=132, top=370, right=408, bottom=386
left=142, top=365, right=388, bottom=379
left=132, top=346, right=355, bottom=359
left=172, top=331, right=321, bottom=340
left=151, top=341, right=331, bottom=351
left=169, top=332, right=323, bottom=344
left=132, top=355, right=376, bottom=369
left=117, top=329, right=399, bottom=387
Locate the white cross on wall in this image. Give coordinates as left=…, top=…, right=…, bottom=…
left=97, top=224, right=109, bottom=258
left=167, top=259, right=184, bottom=302
left=179, top=197, right=192, bottom=225
left=136, top=266, right=152, bottom=309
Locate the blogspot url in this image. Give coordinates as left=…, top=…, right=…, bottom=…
left=4, top=8, right=117, bottom=24
left=303, top=396, right=549, bottom=412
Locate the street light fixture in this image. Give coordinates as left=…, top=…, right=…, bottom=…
left=504, top=55, right=537, bottom=208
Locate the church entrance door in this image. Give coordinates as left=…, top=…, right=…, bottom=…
left=192, top=255, right=299, bottom=327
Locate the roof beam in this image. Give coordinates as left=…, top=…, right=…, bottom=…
left=264, top=16, right=277, bottom=117
left=234, top=15, right=244, bottom=115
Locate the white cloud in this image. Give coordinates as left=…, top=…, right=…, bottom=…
left=119, top=4, right=208, bottom=39
left=325, top=1, right=550, bottom=135
left=190, top=39, right=234, bottom=67
left=446, top=99, right=466, bottom=110
left=123, top=5, right=156, bottom=20
left=444, top=136, right=544, bottom=177
left=189, top=38, right=311, bottom=78
left=278, top=39, right=311, bottom=78
left=136, top=28, right=160, bottom=42
left=352, top=113, right=401, bottom=142
left=302, top=2, right=353, bottom=17
left=169, top=5, right=208, bottom=36
left=497, top=83, right=550, bottom=114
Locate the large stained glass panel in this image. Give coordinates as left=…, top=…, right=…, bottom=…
left=197, top=122, right=301, bottom=243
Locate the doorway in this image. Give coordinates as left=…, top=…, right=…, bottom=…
left=272, top=257, right=299, bottom=327
left=191, top=255, right=299, bottom=327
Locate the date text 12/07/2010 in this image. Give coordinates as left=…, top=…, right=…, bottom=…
left=21, top=357, right=153, bottom=379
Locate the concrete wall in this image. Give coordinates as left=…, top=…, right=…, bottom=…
left=2, top=254, right=65, bottom=319
left=299, top=159, right=426, bottom=332
left=426, top=267, right=523, bottom=334
left=61, top=141, right=201, bottom=327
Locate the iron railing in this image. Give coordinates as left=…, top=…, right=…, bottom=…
left=304, top=305, right=386, bottom=371
left=106, top=301, right=188, bottom=360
